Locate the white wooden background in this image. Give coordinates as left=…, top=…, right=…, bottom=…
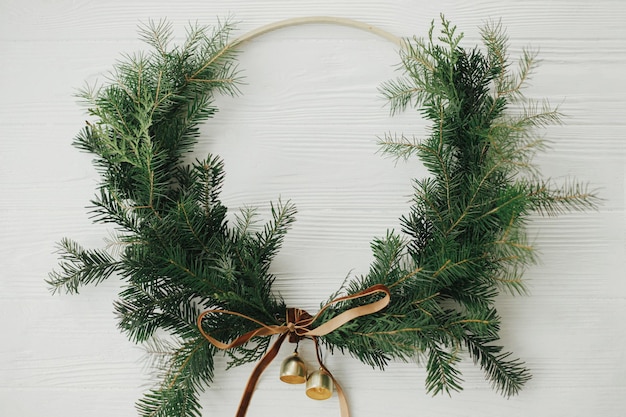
left=1, top=1, right=624, bottom=416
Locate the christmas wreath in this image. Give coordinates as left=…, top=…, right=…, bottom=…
left=49, top=15, right=597, bottom=417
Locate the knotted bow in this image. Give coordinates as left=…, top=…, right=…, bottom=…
left=197, top=284, right=391, bottom=417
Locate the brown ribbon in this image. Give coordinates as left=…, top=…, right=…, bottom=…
left=196, top=284, right=391, bottom=417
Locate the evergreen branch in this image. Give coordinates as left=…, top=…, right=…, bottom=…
left=411, top=178, right=445, bottom=227
left=136, top=337, right=215, bottom=417
left=180, top=202, right=204, bottom=243
left=480, top=19, right=509, bottom=93
left=186, top=77, right=237, bottom=84
left=515, top=101, right=563, bottom=129
left=194, top=156, right=226, bottom=215
left=379, top=78, right=424, bottom=115
left=233, top=206, right=260, bottom=237
left=437, top=14, right=463, bottom=55
left=354, top=327, right=424, bottom=337
left=417, top=140, right=453, bottom=215
left=444, top=160, right=506, bottom=235
left=224, top=336, right=272, bottom=369
left=165, top=257, right=226, bottom=297
left=465, top=335, right=531, bottom=397
left=402, top=36, right=436, bottom=73
left=389, top=265, right=424, bottom=289
left=499, top=47, right=539, bottom=98
left=366, top=232, right=408, bottom=287
left=114, top=283, right=169, bottom=343
left=113, top=282, right=206, bottom=342
left=492, top=239, right=534, bottom=258
left=377, top=133, right=421, bottom=160
left=425, top=342, right=464, bottom=395
left=252, top=199, right=297, bottom=267
left=138, top=19, right=174, bottom=57
left=528, top=180, right=600, bottom=216
left=491, top=270, right=528, bottom=295
left=89, top=188, right=142, bottom=232
left=186, top=21, right=239, bottom=82
left=47, top=238, right=121, bottom=294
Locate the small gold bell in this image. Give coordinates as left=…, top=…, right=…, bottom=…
left=279, top=353, right=307, bottom=384
left=305, top=369, right=334, bottom=400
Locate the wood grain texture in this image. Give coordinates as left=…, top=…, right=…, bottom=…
left=1, top=0, right=624, bottom=416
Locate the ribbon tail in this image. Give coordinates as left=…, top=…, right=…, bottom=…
left=331, top=376, right=350, bottom=417
left=236, top=332, right=288, bottom=417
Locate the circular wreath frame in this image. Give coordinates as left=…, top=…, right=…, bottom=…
left=48, top=15, right=597, bottom=417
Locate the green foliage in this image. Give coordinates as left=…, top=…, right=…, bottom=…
left=47, top=238, right=121, bottom=294
left=324, top=14, right=597, bottom=397
left=49, top=19, right=293, bottom=417
left=49, top=15, right=598, bottom=416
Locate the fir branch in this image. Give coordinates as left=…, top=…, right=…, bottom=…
left=113, top=281, right=208, bottom=343
left=114, top=282, right=170, bottom=343
left=480, top=19, right=509, bottom=92
left=425, top=342, right=464, bottom=395
left=465, top=335, right=531, bottom=397
left=233, top=206, right=260, bottom=237
left=138, top=19, right=174, bottom=58
left=136, top=337, right=215, bottom=417
left=365, top=232, right=408, bottom=287
left=377, top=133, right=421, bottom=161
left=249, top=199, right=297, bottom=269
left=528, top=179, right=600, bottom=216
left=47, top=238, right=121, bottom=294
left=491, top=268, right=528, bottom=296
left=500, top=47, right=539, bottom=98
left=379, top=77, right=425, bottom=115
left=184, top=156, right=227, bottom=216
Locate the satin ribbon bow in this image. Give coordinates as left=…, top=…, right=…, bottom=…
left=197, top=283, right=391, bottom=417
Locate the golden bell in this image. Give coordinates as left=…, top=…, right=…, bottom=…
left=305, top=369, right=334, bottom=400
left=279, top=353, right=308, bottom=384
